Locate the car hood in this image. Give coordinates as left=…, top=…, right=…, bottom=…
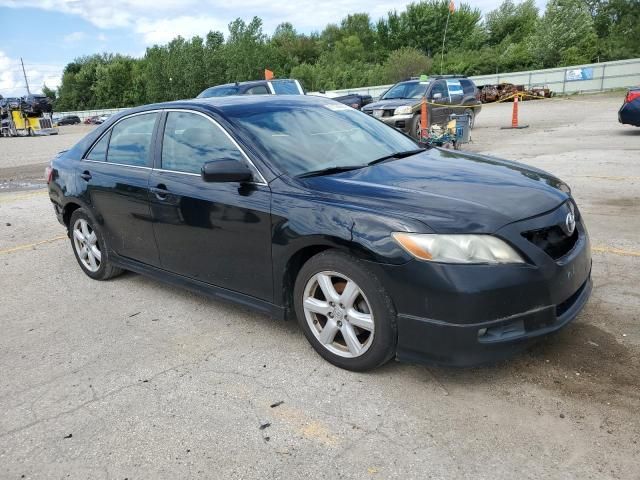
left=301, top=149, right=569, bottom=233
left=362, top=98, right=418, bottom=111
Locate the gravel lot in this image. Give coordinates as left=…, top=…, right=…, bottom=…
left=1, top=94, right=639, bottom=479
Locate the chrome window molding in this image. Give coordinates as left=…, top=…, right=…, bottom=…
left=81, top=108, right=269, bottom=186
left=82, top=109, right=161, bottom=167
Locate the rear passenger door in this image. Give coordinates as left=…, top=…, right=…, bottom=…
left=148, top=110, right=273, bottom=301
left=81, top=112, right=160, bottom=266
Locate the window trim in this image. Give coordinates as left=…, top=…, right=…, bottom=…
left=82, top=109, right=161, bottom=169
left=159, top=108, right=268, bottom=186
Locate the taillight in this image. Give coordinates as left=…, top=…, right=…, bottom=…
left=626, top=90, right=640, bottom=103
left=45, top=164, right=53, bottom=183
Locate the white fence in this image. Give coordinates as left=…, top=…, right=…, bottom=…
left=312, top=57, right=640, bottom=99
left=56, top=58, right=640, bottom=118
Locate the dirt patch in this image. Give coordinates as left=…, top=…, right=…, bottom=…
left=601, top=197, right=640, bottom=208
left=512, top=322, right=640, bottom=408
left=0, top=163, right=47, bottom=192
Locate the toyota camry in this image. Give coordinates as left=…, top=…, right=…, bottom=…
left=47, top=95, right=592, bottom=370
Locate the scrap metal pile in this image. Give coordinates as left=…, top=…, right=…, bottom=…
left=479, top=83, right=552, bottom=103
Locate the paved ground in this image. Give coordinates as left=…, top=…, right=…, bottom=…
left=1, top=94, right=639, bottom=479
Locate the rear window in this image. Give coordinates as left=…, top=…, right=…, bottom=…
left=270, top=80, right=302, bottom=95
left=198, top=86, right=240, bottom=98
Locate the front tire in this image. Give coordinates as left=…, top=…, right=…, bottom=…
left=69, top=209, right=123, bottom=280
left=294, top=250, right=397, bottom=371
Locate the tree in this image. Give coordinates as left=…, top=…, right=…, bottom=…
left=530, top=0, right=598, bottom=67
left=383, top=47, right=433, bottom=82
left=485, top=0, right=539, bottom=45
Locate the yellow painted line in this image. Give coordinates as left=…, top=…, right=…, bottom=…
left=592, top=246, right=640, bottom=258
left=0, top=190, right=48, bottom=204
left=0, top=235, right=67, bottom=255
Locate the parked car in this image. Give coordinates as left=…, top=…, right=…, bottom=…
left=333, top=93, right=373, bottom=110
left=619, top=87, right=640, bottom=127
left=57, top=115, right=81, bottom=125
left=362, top=76, right=482, bottom=138
left=47, top=95, right=591, bottom=370
left=197, top=79, right=304, bottom=98
left=95, top=114, right=111, bottom=124
left=85, top=116, right=100, bottom=124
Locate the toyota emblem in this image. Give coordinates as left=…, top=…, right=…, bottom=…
left=565, top=210, right=576, bottom=235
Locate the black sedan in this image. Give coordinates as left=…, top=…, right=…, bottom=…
left=57, top=115, right=81, bottom=125
left=47, top=95, right=591, bottom=370
left=619, top=87, right=640, bottom=127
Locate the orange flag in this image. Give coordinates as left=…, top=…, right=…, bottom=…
left=448, top=0, right=455, bottom=13
left=265, top=69, right=274, bottom=80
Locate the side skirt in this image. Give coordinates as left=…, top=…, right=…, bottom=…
left=111, top=254, right=286, bottom=320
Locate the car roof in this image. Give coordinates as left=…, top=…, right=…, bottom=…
left=119, top=94, right=337, bottom=121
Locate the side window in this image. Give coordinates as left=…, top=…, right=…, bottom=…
left=270, top=80, right=301, bottom=95
left=107, top=113, right=157, bottom=167
left=430, top=81, right=447, bottom=99
left=85, top=131, right=111, bottom=161
left=246, top=85, right=270, bottom=95
left=460, top=79, right=476, bottom=96
left=161, top=111, right=246, bottom=174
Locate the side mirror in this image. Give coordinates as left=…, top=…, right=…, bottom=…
left=432, top=92, right=443, bottom=100
left=201, top=159, right=253, bottom=183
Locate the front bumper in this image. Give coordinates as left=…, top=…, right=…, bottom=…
left=376, top=114, right=413, bottom=133
left=366, top=202, right=593, bottom=366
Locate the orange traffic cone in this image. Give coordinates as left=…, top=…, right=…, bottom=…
left=420, top=97, right=429, bottom=140
left=501, top=94, right=529, bottom=129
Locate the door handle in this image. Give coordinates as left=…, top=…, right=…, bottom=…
left=80, top=170, right=92, bottom=181
left=150, top=184, right=168, bottom=200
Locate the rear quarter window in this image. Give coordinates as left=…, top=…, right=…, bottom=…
left=460, top=79, right=477, bottom=96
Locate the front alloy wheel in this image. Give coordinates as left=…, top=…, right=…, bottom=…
left=303, top=271, right=375, bottom=358
left=294, top=250, right=397, bottom=371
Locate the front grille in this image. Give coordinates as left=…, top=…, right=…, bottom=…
left=522, top=224, right=578, bottom=260
left=39, top=118, right=52, bottom=129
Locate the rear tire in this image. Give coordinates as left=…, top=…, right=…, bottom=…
left=294, top=250, right=397, bottom=371
left=69, top=209, right=123, bottom=280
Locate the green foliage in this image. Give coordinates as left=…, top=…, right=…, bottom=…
left=54, top=0, right=637, bottom=110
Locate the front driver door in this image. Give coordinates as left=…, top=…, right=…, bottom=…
left=148, top=110, right=273, bottom=301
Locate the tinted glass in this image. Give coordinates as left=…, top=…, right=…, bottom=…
left=228, top=102, right=419, bottom=177
left=107, top=113, right=157, bottom=167
left=246, top=85, right=270, bottom=95
left=197, top=86, right=239, bottom=98
left=430, top=81, right=447, bottom=98
left=161, top=111, right=245, bottom=174
left=271, top=80, right=301, bottom=95
left=381, top=81, right=429, bottom=100
left=86, top=131, right=110, bottom=161
left=460, top=79, right=476, bottom=96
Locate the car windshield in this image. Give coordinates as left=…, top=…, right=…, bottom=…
left=381, top=82, right=429, bottom=100
left=198, top=86, right=240, bottom=98
left=228, top=102, right=420, bottom=177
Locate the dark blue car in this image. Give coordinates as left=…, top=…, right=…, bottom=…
left=619, top=87, right=640, bottom=127
left=46, top=95, right=591, bottom=370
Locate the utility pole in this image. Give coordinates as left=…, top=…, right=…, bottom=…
left=21, top=57, right=31, bottom=95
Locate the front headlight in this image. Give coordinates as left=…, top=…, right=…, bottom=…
left=394, top=106, right=413, bottom=115
left=392, top=233, right=525, bottom=264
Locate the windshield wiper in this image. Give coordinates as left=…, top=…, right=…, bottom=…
left=297, top=165, right=365, bottom=178
left=367, top=149, right=425, bottom=166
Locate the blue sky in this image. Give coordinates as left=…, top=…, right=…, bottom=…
left=0, top=0, right=547, bottom=97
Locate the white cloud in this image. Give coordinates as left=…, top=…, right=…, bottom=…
left=63, top=31, right=86, bottom=43
left=0, top=50, right=62, bottom=97
left=135, top=15, right=228, bottom=44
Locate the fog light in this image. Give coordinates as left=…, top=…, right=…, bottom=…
left=477, top=328, right=488, bottom=337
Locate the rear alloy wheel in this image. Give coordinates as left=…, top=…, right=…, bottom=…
left=69, top=209, right=123, bottom=280
left=294, top=250, right=397, bottom=371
